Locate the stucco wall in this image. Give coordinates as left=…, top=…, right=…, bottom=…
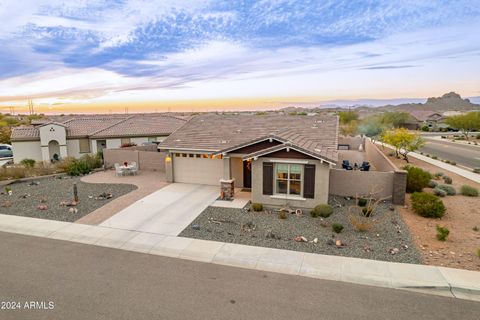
left=12, top=141, right=43, bottom=163
left=329, top=169, right=394, bottom=199
left=103, top=148, right=166, bottom=171
left=39, top=124, right=66, bottom=146
left=365, top=139, right=397, bottom=172
left=251, top=157, right=330, bottom=209
left=230, top=157, right=244, bottom=188
left=338, top=136, right=364, bottom=150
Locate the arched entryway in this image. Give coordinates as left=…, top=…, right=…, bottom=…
left=48, top=140, right=60, bottom=161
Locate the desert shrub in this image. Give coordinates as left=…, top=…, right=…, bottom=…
left=65, top=158, right=92, bottom=176
left=473, top=168, right=480, bottom=174
left=450, top=161, right=456, bottom=165
left=411, top=192, right=445, bottom=218
left=56, top=157, right=76, bottom=171
left=0, top=166, right=28, bottom=180
left=310, top=204, right=333, bottom=218
left=437, top=184, right=456, bottom=195
left=332, top=223, right=344, bottom=233
left=20, top=158, right=35, bottom=168
left=442, top=176, right=452, bottom=184
left=431, top=155, right=438, bottom=160
left=428, top=180, right=438, bottom=188
left=361, top=207, right=373, bottom=217
left=460, top=185, right=479, bottom=197
left=421, top=125, right=430, bottom=132
left=433, top=172, right=444, bottom=180
left=403, top=165, right=432, bottom=193
left=251, top=203, right=263, bottom=212
left=473, top=226, right=479, bottom=232
left=433, top=187, right=447, bottom=197
left=34, top=162, right=57, bottom=176
left=348, top=215, right=373, bottom=232
left=436, top=225, right=450, bottom=241
left=81, top=154, right=103, bottom=169
left=357, top=198, right=367, bottom=207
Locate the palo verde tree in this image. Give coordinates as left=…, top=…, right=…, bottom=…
left=444, top=111, right=480, bottom=140
left=381, top=128, right=425, bottom=163
left=338, top=110, right=359, bottom=136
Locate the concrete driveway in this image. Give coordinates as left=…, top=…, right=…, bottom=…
left=99, top=183, right=219, bottom=235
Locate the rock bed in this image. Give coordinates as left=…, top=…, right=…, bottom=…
left=0, top=176, right=137, bottom=222
left=180, top=198, right=422, bottom=264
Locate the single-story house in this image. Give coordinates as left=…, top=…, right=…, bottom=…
left=409, top=111, right=445, bottom=130
left=11, top=114, right=186, bottom=163
left=159, top=114, right=339, bottom=209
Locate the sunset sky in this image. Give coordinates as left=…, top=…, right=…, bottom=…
left=0, top=1, right=479, bottom=113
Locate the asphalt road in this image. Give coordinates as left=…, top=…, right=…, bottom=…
left=419, top=138, right=480, bottom=169
left=1, top=232, right=479, bottom=320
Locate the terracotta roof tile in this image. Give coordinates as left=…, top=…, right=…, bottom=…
left=159, top=114, right=339, bottom=162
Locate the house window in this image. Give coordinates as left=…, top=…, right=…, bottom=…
left=148, top=137, right=157, bottom=142
left=121, top=138, right=131, bottom=145
left=79, top=139, right=91, bottom=153
left=275, top=163, right=302, bottom=196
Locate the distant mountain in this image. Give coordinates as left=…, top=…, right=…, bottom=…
left=279, top=92, right=480, bottom=113
left=381, top=92, right=480, bottom=112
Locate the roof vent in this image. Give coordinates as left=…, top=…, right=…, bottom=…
left=314, top=148, right=322, bottom=153
left=221, top=140, right=228, bottom=144
left=236, top=129, right=242, bottom=133
left=175, top=139, right=182, bottom=142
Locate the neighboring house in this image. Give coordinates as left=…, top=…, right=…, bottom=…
left=159, top=114, right=339, bottom=209
left=11, top=114, right=186, bottom=163
left=409, top=111, right=445, bottom=130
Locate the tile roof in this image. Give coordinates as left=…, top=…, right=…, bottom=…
left=90, top=115, right=187, bottom=138
left=159, top=114, right=339, bottom=162
left=409, top=111, right=444, bottom=121
left=11, top=114, right=186, bottom=141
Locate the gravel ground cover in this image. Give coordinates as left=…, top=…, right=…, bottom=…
left=0, top=176, right=137, bottom=222
left=180, top=197, right=422, bottom=264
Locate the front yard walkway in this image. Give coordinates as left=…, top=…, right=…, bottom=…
left=76, top=170, right=168, bottom=225
left=99, top=183, right=219, bottom=236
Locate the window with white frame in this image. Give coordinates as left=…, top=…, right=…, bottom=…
left=275, top=163, right=302, bottom=196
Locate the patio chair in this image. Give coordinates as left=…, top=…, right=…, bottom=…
left=130, top=161, right=138, bottom=176
left=114, top=163, right=124, bottom=177
left=360, top=161, right=370, bottom=171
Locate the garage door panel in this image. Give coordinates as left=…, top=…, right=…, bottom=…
left=173, top=157, right=223, bottom=185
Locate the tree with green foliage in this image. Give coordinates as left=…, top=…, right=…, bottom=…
left=379, top=111, right=411, bottom=128
left=358, top=115, right=385, bottom=138
left=0, top=126, right=11, bottom=144
left=444, top=111, right=480, bottom=140
left=338, top=110, right=359, bottom=124
left=381, top=128, right=425, bottom=163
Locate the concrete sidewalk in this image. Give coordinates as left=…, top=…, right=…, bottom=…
left=0, top=213, right=479, bottom=301
left=373, top=140, right=480, bottom=184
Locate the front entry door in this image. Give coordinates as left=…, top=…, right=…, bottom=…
left=243, top=160, right=252, bottom=189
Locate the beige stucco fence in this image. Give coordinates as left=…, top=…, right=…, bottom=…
left=103, top=146, right=166, bottom=171
left=329, top=137, right=407, bottom=205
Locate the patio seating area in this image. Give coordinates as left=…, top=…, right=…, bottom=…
left=115, top=162, right=139, bottom=176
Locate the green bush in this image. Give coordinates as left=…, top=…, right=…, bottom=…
left=65, top=158, right=92, bottom=176
left=431, top=155, right=438, bottom=160
left=251, top=203, right=263, bottom=212
left=437, top=184, right=456, bottom=195
left=473, top=168, right=480, bottom=174
left=332, top=223, right=344, bottom=233
left=403, top=165, right=432, bottom=193
left=450, top=161, right=456, bottom=165
left=460, top=185, right=479, bottom=197
left=421, top=125, right=430, bottom=132
left=433, top=172, right=444, bottom=180
left=310, top=204, right=333, bottom=218
left=81, top=154, right=103, bottom=169
left=436, top=225, right=450, bottom=241
left=357, top=198, right=368, bottom=207
left=20, top=158, right=36, bottom=168
left=411, top=192, right=445, bottom=218
left=442, top=176, right=452, bottom=184
left=428, top=180, right=438, bottom=188
left=433, top=187, right=447, bottom=197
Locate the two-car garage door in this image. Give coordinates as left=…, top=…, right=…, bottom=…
left=173, top=157, right=223, bottom=185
